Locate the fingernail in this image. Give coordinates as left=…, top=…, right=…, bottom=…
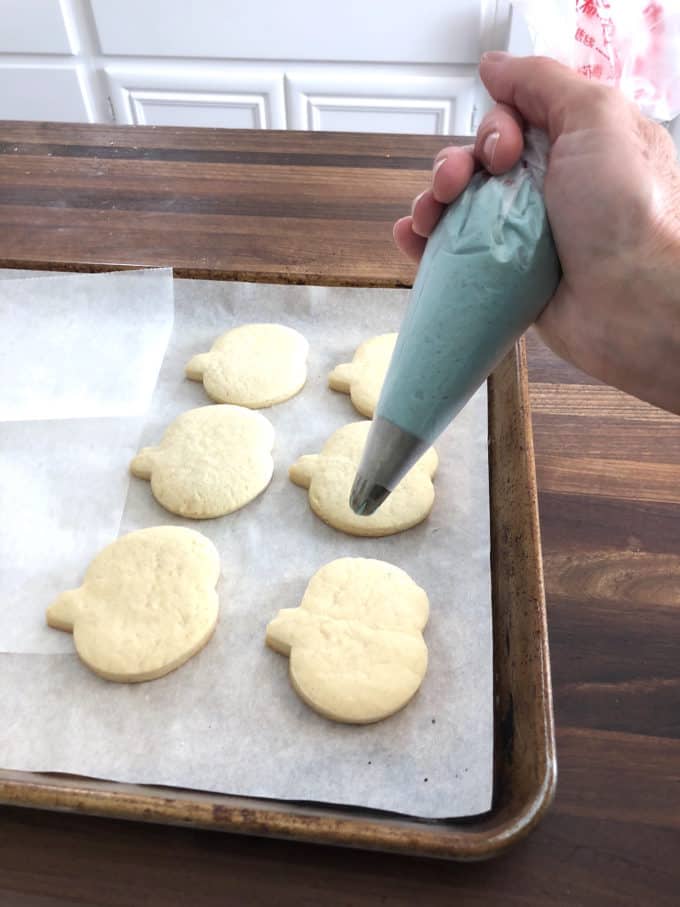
left=411, top=190, right=427, bottom=215
left=393, top=216, right=408, bottom=240
left=433, top=157, right=447, bottom=175
left=482, top=131, right=500, bottom=168
left=481, top=51, right=511, bottom=64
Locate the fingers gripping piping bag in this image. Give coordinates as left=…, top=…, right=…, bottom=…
left=351, top=0, right=680, bottom=514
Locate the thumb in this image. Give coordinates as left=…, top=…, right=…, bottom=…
left=479, top=52, right=586, bottom=141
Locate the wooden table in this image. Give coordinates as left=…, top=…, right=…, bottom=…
left=0, top=123, right=678, bottom=906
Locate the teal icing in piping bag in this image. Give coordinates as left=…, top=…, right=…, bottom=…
left=350, top=128, right=562, bottom=515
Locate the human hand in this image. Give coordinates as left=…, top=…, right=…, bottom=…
left=395, top=53, right=680, bottom=414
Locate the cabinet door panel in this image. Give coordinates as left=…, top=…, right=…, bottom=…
left=0, top=0, right=73, bottom=54
left=91, top=0, right=485, bottom=64
left=106, top=65, right=286, bottom=129
left=0, top=67, right=88, bottom=122
left=287, top=68, right=476, bottom=135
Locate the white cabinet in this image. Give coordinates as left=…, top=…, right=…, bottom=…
left=90, top=0, right=487, bottom=64
left=106, top=64, right=286, bottom=129
left=0, top=66, right=88, bottom=121
left=286, top=67, right=476, bottom=135
left=0, top=0, right=510, bottom=134
left=0, top=0, right=73, bottom=54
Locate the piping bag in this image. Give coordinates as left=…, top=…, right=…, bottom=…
left=351, top=128, right=558, bottom=513
left=351, top=0, right=680, bottom=515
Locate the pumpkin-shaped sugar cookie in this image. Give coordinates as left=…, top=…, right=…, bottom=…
left=328, top=332, right=397, bottom=417
left=266, top=557, right=429, bottom=724
left=131, top=404, right=274, bottom=519
left=186, top=323, right=308, bottom=408
left=47, top=527, right=220, bottom=683
left=289, top=421, right=437, bottom=537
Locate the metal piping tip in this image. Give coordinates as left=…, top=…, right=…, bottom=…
left=349, top=474, right=390, bottom=516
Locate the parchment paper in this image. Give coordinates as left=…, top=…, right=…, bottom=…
left=0, top=276, right=492, bottom=818
left=0, top=269, right=174, bottom=653
left=0, top=268, right=174, bottom=421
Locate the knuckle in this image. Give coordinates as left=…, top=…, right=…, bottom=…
left=587, top=83, right=620, bottom=112
left=574, top=82, right=632, bottom=129
left=495, top=101, right=523, bottom=127
left=531, top=55, right=562, bottom=74
left=528, top=56, right=572, bottom=88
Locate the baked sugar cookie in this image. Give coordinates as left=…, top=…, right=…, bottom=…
left=289, top=421, right=437, bottom=537
left=328, top=332, right=397, bottom=417
left=266, top=557, right=429, bottom=724
left=47, top=527, right=220, bottom=683
left=186, top=323, right=308, bottom=408
left=131, top=404, right=274, bottom=519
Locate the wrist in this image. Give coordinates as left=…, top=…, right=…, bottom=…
left=630, top=224, right=680, bottom=414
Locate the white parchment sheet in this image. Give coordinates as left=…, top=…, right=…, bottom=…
left=0, top=276, right=492, bottom=818
left=0, top=269, right=174, bottom=653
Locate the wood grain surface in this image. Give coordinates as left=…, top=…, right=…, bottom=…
left=0, top=121, right=437, bottom=286
left=1, top=123, right=679, bottom=905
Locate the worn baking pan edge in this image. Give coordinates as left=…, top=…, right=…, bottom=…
left=0, top=258, right=413, bottom=289
left=0, top=331, right=555, bottom=861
